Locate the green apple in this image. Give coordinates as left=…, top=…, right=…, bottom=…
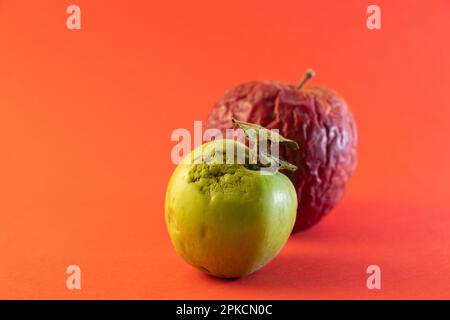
left=165, top=138, right=297, bottom=278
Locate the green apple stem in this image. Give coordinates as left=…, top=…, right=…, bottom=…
left=295, top=69, right=315, bottom=90
left=231, top=118, right=299, bottom=150
left=231, top=118, right=298, bottom=172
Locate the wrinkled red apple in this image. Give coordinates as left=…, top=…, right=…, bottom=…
left=206, top=70, right=357, bottom=232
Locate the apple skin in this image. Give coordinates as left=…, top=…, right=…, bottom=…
left=206, top=81, right=357, bottom=232
left=165, top=139, right=297, bottom=278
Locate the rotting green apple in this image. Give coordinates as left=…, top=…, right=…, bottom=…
left=165, top=138, right=298, bottom=278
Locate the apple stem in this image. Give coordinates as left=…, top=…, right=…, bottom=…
left=295, top=69, right=315, bottom=90
left=231, top=118, right=299, bottom=172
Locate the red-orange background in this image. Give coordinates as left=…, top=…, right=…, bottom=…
left=1, top=0, right=450, bottom=299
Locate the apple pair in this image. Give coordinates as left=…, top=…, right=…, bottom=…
left=165, top=71, right=357, bottom=278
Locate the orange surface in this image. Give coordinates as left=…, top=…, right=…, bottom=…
left=1, top=0, right=450, bottom=299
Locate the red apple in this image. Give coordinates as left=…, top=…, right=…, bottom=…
left=206, top=70, right=357, bottom=232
